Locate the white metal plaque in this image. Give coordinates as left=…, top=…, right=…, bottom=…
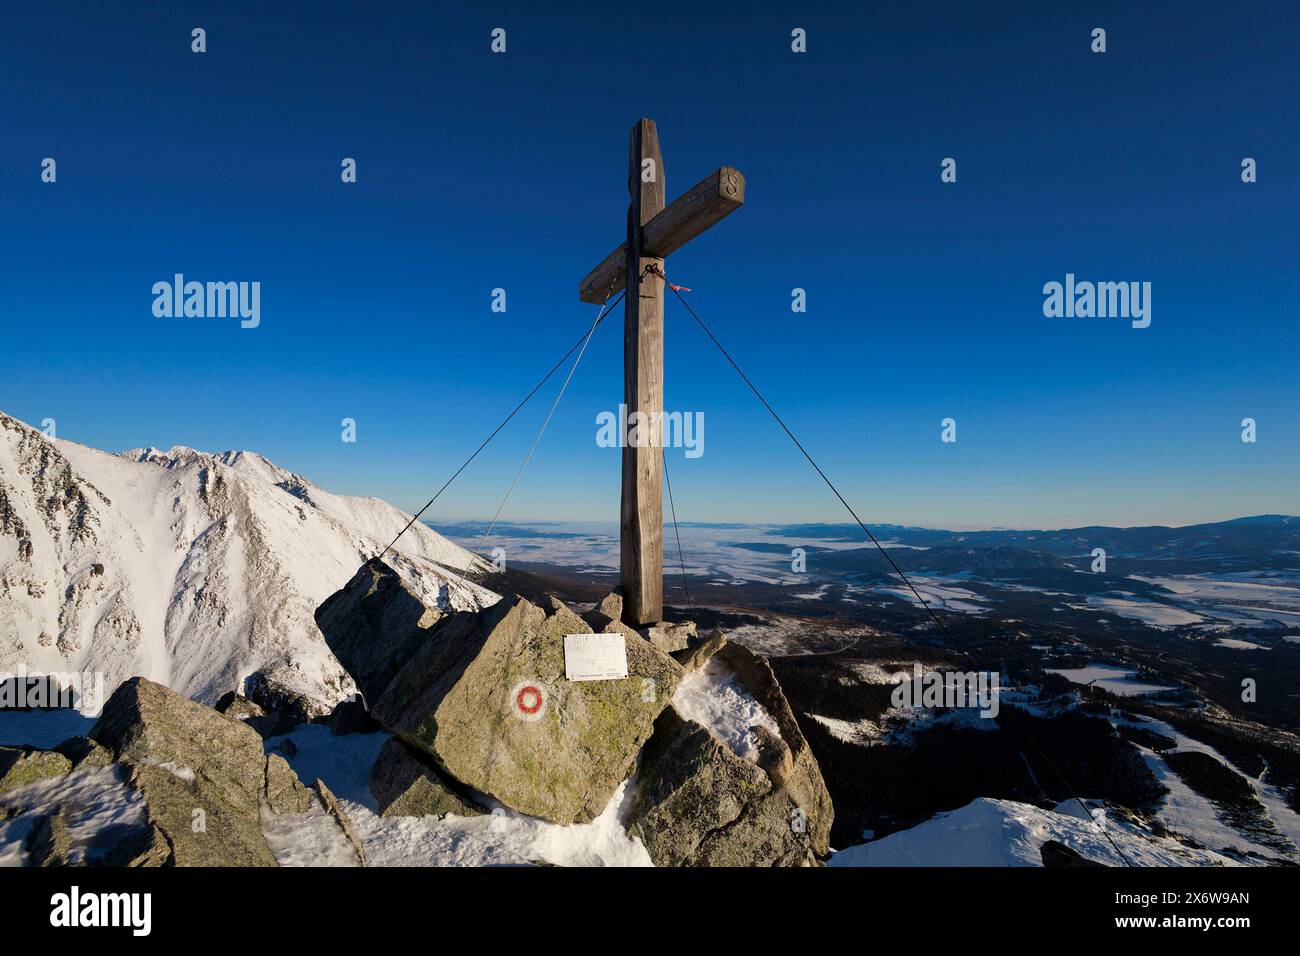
left=564, top=633, right=628, bottom=682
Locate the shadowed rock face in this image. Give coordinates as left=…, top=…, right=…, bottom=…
left=2, top=761, right=173, bottom=867
left=369, top=737, right=484, bottom=819
left=52, top=736, right=112, bottom=771
left=2, top=677, right=330, bottom=867
left=1041, top=839, right=1107, bottom=867
left=315, top=559, right=446, bottom=704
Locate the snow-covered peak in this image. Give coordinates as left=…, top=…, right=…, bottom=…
left=1, top=410, right=497, bottom=713
left=121, top=445, right=280, bottom=477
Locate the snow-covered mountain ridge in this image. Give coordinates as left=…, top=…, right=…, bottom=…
left=0, top=411, right=497, bottom=712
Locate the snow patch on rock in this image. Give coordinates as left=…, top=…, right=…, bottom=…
left=0, top=765, right=146, bottom=867
left=672, top=656, right=782, bottom=761
left=809, top=713, right=881, bottom=746
left=261, top=724, right=651, bottom=867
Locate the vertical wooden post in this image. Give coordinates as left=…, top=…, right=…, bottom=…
left=621, top=119, right=665, bottom=626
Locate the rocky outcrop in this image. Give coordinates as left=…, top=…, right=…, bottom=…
left=125, top=761, right=276, bottom=867
left=671, top=631, right=727, bottom=673
left=369, top=737, right=484, bottom=818
left=90, top=677, right=281, bottom=866
left=641, top=620, right=696, bottom=654
left=311, top=562, right=835, bottom=865
left=315, top=562, right=835, bottom=862
left=370, top=593, right=682, bottom=825
left=626, top=642, right=834, bottom=867
left=316, top=559, right=446, bottom=704
left=583, top=589, right=695, bottom=652
left=626, top=707, right=772, bottom=865
left=244, top=668, right=332, bottom=724
left=91, top=677, right=268, bottom=816
left=265, top=754, right=314, bottom=814
left=712, top=641, right=834, bottom=850
left=582, top=590, right=627, bottom=633
left=0, top=746, right=71, bottom=795
left=216, top=690, right=297, bottom=739
left=2, top=677, right=330, bottom=867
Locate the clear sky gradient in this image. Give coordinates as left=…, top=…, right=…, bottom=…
left=1, top=2, right=1296, bottom=529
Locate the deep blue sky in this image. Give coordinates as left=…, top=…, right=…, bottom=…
left=2, top=2, right=1296, bottom=529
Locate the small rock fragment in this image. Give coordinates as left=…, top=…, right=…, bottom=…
left=312, top=779, right=367, bottom=866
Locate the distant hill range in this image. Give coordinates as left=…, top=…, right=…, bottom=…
left=761, top=516, right=1300, bottom=577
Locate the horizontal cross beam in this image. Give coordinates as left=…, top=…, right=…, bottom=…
left=578, top=166, right=746, bottom=303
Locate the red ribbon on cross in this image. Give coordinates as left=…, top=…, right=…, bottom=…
left=644, top=262, right=690, bottom=293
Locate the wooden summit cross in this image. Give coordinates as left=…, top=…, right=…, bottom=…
left=578, top=119, right=745, bottom=627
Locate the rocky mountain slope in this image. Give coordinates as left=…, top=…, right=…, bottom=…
left=0, top=412, right=497, bottom=713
